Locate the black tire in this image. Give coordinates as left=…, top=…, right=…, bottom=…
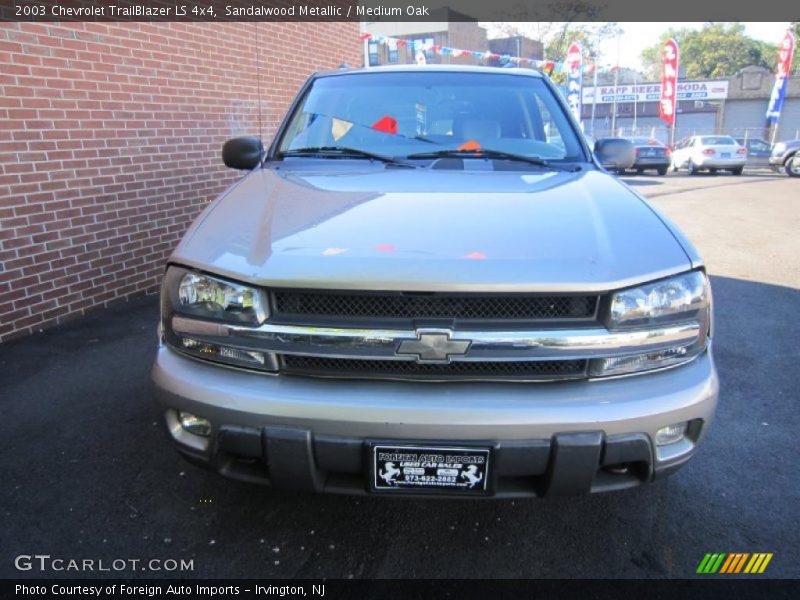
left=635, top=168, right=643, bottom=175
left=657, top=167, right=668, bottom=176
left=687, top=160, right=698, bottom=175
left=731, top=166, right=744, bottom=176
left=709, top=168, right=718, bottom=175
left=785, top=154, right=800, bottom=178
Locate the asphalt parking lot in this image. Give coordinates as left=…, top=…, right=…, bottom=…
left=1, top=170, right=798, bottom=579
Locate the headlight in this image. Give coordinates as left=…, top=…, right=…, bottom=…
left=773, top=142, right=785, bottom=154
left=160, top=266, right=274, bottom=371
left=164, top=266, right=267, bottom=324
left=608, top=270, right=708, bottom=328
left=592, top=271, right=711, bottom=377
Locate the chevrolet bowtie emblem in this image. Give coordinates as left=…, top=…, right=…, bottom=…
left=396, top=330, right=471, bottom=364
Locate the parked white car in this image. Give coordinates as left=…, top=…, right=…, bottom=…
left=670, top=135, right=747, bottom=175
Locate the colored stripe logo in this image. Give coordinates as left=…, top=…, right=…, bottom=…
left=697, top=553, right=773, bottom=574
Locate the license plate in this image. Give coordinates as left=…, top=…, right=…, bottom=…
left=721, top=152, right=731, bottom=158
left=371, top=444, right=491, bottom=494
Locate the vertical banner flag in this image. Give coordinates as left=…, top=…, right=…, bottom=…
left=766, top=31, right=796, bottom=123
left=659, top=38, right=679, bottom=126
left=565, top=43, right=583, bottom=122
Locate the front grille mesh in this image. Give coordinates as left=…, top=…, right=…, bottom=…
left=281, top=355, right=587, bottom=381
left=273, top=291, right=597, bottom=321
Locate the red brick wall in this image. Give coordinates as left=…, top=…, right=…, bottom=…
left=0, top=21, right=362, bottom=342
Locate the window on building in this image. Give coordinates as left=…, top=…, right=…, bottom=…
left=408, top=37, right=436, bottom=60
left=368, top=41, right=379, bottom=66
left=424, top=38, right=434, bottom=59
left=388, top=44, right=398, bottom=63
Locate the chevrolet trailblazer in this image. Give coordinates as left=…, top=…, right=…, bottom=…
left=152, top=65, right=718, bottom=497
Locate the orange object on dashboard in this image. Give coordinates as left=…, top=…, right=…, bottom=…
left=457, top=140, right=481, bottom=151
left=371, top=115, right=398, bottom=134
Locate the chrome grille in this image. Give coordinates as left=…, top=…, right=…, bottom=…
left=273, top=290, right=597, bottom=321
left=280, top=355, right=588, bottom=381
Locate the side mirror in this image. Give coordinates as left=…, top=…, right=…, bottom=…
left=222, top=137, right=264, bottom=170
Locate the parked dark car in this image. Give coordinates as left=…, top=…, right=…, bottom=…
left=594, top=137, right=636, bottom=174
left=768, top=139, right=800, bottom=177
left=626, top=137, right=671, bottom=175
left=734, top=137, right=771, bottom=168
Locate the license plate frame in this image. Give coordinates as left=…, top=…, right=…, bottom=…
left=369, top=443, right=492, bottom=495
left=720, top=152, right=731, bottom=158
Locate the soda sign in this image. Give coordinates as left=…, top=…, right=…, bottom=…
left=581, top=80, right=729, bottom=104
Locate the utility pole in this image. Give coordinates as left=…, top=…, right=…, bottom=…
left=632, top=69, right=638, bottom=134
left=590, top=57, right=598, bottom=137
left=610, top=33, right=620, bottom=136
left=610, top=64, right=618, bottom=136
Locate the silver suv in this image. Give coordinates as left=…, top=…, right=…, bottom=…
left=152, top=66, right=718, bottom=497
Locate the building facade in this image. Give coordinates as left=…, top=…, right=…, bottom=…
left=581, top=68, right=800, bottom=143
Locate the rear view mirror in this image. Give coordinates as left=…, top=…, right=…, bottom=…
left=222, top=137, right=264, bottom=170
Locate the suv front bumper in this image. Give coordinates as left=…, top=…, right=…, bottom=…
left=152, top=343, right=719, bottom=497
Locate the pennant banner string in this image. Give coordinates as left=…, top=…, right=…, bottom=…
left=358, top=33, right=624, bottom=75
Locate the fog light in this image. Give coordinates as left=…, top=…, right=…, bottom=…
left=655, top=422, right=687, bottom=446
left=177, top=411, right=211, bottom=437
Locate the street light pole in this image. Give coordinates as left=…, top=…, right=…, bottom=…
left=590, top=57, right=598, bottom=137
left=610, top=33, right=620, bottom=136
left=633, top=69, right=638, bottom=133
left=611, top=64, right=618, bottom=136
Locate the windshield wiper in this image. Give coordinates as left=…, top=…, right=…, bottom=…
left=278, top=146, right=416, bottom=168
left=406, top=148, right=579, bottom=171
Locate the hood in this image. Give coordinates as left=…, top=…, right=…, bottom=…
left=172, top=162, right=692, bottom=293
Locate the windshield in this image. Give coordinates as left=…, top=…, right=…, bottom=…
left=700, top=136, right=737, bottom=146
left=277, top=71, right=586, bottom=162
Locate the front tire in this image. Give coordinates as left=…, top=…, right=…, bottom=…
left=785, top=154, right=800, bottom=178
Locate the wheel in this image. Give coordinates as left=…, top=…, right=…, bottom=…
left=657, top=167, right=668, bottom=176
left=687, top=160, right=698, bottom=175
left=709, top=168, right=718, bottom=175
left=731, top=166, right=743, bottom=176
left=785, top=155, right=800, bottom=178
